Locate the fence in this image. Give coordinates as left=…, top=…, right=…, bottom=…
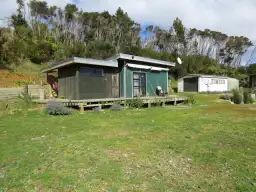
left=0, top=85, right=47, bottom=100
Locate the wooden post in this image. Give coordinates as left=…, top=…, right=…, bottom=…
left=162, top=100, right=166, bottom=107
left=39, top=88, right=44, bottom=100
left=174, top=95, right=177, bottom=106
left=148, top=101, right=151, bottom=108
left=79, top=104, right=84, bottom=113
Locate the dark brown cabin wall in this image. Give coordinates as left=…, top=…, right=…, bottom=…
left=58, top=65, right=78, bottom=99
left=79, top=65, right=119, bottom=99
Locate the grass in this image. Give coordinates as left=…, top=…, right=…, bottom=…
left=1, top=95, right=256, bottom=191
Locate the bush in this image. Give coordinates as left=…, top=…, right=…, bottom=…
left=110, top=104, right=123, bottom=111
left=232, top=89, right=243, bottom=104
left=220, top=94, right=230, bottom=100
left=126, top=97, right=144, bottom=108
left=18, top=91, right=33, bottom=106
left=44, top=101, right=72, bottom=115
left=249, top=95, right=254, bottom=104
left=243, top=92, right=250, bottom=104
left=243, top=92, right=254, bottom=104
left=186, top=94, right=196, bottom=105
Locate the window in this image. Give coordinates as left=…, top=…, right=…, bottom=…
left=133, top=72, right=146, bottom=97
left=80, top=67, right=104, bottom=76
left=211, top=79, right=225, bottom=84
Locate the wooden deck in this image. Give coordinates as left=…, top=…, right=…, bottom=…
left=33, top=95, right=187, bottom=111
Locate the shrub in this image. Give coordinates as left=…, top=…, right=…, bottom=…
left=44, top=101, right=72, bottom=115
left=126, top=97, right=144, bottom=108
left=186, top=94, right=196, bottom=105
left=232, top=89, right=243, bottom=104
left=243, top=91, right=250, bottom=104
left=18, top=91, right=33, bottom=106
left=110, top=104, right=123, bottom=111
left=220, top=94, right=230, bottom=100
left=249, top=95, right=254, bottom=104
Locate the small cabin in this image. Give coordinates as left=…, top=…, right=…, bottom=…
left=42, top=54, right=175, bottom=100
left=178, top=74, right=239, bottom=93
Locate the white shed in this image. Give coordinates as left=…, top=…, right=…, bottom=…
left=178, top=74, right=232, bottom=93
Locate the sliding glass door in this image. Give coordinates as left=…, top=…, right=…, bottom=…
left=133, top=72, right=146, bottom=97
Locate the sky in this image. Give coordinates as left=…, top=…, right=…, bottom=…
left=0, top=0, right=255, bottom=64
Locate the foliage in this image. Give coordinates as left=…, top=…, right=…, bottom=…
left=110, top=104, right=123, bottom=111
left=247, top=63, right=256, bottom=75
left=18, top=90, right=33, bottom=105
left=14, top=80, right=34, bottom=86
left=219, top=94, right=230, bottom=100
left=232, top=89, right=243, bottom=104
left=126, top=98, right=144, bottom=108
left=0, top=0, right=253, bottom=80
left=44, top=100, right=72, bottom=115
left=243, top=91, right=254, bottom=104
left=186, top=94, right=196, bottom=105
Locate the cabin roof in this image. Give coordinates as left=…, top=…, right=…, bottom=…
left=180, top=74, right=229, bottom=79
left=42, top=57, right=118, bottom=73
left=42, top=53, right=175, bottom=73
left=106, top=53, right=176, bottom=67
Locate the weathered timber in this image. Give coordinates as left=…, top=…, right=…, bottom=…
left=33, top=95, right=187, bottom=109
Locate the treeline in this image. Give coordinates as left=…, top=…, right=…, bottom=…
left=0, top=0, right=255, bottom=80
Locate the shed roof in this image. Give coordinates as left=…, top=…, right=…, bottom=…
left=180, top=74, right=229, bottom=79
left=106, top=53, right=176, bottom=67
left=42, top=57, right=118, bottom=73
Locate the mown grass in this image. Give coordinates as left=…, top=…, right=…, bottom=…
left=1, top=95, right=256, bottom=192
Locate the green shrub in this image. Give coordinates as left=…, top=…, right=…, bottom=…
left=249, top=95, right=254, bottom=104
left=243, top=92, right=250, bottom=104
left=18, top=91, right=33, bottom=106
left=126, top=97, right=144, bottom=108
left=186, top=94, right=196, bottom=105
left=14, top=80, right=34, bottom=86
left=232, top=89, right=243, bottom=104
left=44, top=101, right=72, bottom=115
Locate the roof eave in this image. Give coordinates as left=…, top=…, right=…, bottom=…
left=119, top=53, right=175, bottom=67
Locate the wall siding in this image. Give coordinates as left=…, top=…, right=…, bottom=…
left=79, top=66, right=119, bottom=99
left=58, top=66, right=77, bottom=99
left=199, top=77, right=228, bottom=92
left=122, top=67, right=168, bottom=97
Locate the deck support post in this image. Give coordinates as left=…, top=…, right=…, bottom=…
left=79, top=104, right=84, bottom=113
left=174, top=96, right=177, bottom=106
left=148, top=101, right=151, bottom=108
left=162, top=100, right=166, bottom=107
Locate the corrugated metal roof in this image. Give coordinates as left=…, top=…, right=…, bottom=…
left=180, top=74, right=229, bottom=79
left=106, top=53, right=175, bottom=67
left=42, top=57, right=118, bottom=73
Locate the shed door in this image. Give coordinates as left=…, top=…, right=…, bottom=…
left=112, top=74, right=119, bottom=98
left=184, top=77, right=198, bottom=92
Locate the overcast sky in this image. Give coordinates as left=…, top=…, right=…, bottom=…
left=0, top=0, right=255, bottom=63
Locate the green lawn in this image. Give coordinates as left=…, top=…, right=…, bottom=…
left=1, top=95, right=256, bottom=191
